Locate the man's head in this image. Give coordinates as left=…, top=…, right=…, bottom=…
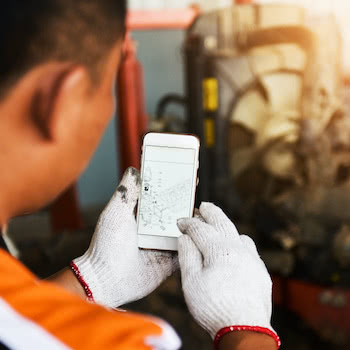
left=0, top=0, right=127, bottom=224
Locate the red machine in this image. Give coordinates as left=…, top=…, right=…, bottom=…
left=117, top=7, right=199, bottom=174
left=117, top=33, right=147, bottom=171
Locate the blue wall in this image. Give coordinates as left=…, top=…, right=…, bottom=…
left=78, top=30, right=185, bottom=208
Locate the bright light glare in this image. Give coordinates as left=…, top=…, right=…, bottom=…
left=257, top=0, right=332, bottom=14
left=330, top=1, right=350, bottom=73
left=257, top=0, right=350, bottom=73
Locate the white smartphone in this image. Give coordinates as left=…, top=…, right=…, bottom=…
left=137, top=133, right=200, bottom=251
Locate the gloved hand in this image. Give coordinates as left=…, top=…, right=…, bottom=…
left=71, top=167, right=178, bottom=308
left=177, top=203, right=280, bottom=348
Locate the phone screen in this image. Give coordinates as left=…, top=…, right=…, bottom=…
left=137, top=145, right=197, bottom=238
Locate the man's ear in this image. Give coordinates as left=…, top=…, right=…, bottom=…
left=30, top=63, right=90, bottom=140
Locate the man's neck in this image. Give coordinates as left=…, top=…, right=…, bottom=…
left=0, top=225, right=20, bottom=257
left=0, top=234, right=8, bottom=252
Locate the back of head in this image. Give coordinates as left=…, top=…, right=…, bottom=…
left=0, top=0, right=127, bottom=99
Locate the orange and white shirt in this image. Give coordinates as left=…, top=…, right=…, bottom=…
left=0, top=249, right=181, bottom=350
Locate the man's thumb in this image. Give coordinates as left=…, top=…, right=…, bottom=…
left=110, top=167, right=141, bottom=213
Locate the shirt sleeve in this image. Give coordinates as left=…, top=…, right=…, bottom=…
left=0, top=249, right=181, bottom=350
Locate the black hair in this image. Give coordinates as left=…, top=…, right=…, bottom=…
left=0, top=0, right=127, bottom=98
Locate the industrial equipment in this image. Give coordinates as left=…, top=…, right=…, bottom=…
left=119, top=3, right=350, bottom=348
left=172, top=3, right=350, bottom=348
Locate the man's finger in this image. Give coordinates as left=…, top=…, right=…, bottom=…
left=193, top=208, right=205, bottom=222
left=199, top=202, right=239, bottom=238
left=178, top=234, right=203, bottom=277
left=240, top=235, right=259, bottom=257
left=177, top=218, right=218, bottom=255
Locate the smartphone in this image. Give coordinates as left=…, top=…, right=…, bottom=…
left=137, top=133, right=200, bottom=251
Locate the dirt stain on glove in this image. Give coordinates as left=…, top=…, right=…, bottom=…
left=117, top=185, right=128, bottom=203
left=129, top=167, right=141, bottom=185
left=145, top=252, right=177, bottom=266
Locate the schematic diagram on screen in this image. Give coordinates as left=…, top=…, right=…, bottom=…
left=139, top=165, right=193, bottom=235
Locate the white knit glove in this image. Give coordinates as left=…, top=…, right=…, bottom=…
left=177, top=203, right=280, bottom=347
left=72, top=167, right=178, bottom=308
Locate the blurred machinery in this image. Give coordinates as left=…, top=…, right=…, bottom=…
left=116, top=2, right=350, bottom=347
left=152, top=3, right=350, bottom=348
left=184, top=3, right=349, bottom=280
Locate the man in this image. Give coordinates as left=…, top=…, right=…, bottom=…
left=0, top=1, right=280, bottom=349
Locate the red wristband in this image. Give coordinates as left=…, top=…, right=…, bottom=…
left=70, top=261, right=95, bottom=302
left=214, top=326, right=281, bottom=350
